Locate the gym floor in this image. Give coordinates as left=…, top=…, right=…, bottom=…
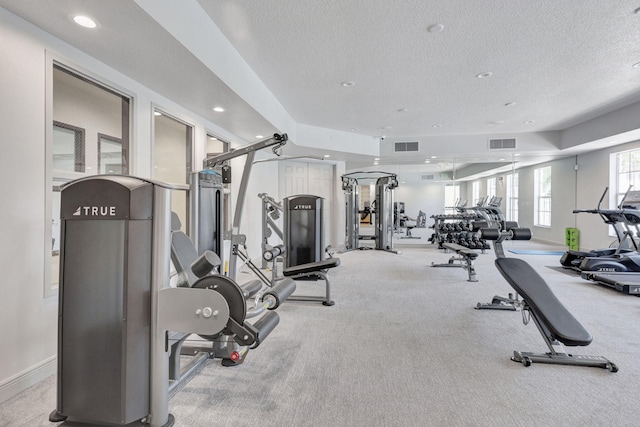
left=2, top=236, right=639, bottom=426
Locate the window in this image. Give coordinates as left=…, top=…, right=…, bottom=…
left=472, top=181, right=479, bottom=206
left=486, top=177, right=496, bottom=201
left=534, top=166, right=551, bottom=227
left=444, top=184, right=460, bottom=214
left=153, top=110, right=194, bottom=231
left=98, top=134, right=127, bottom=174
left=613, top=149, right=640, bottom=206
left=47, top=63, right=131, bottom=297
left=53, top=121, right=85, bottom=172
left=506, top=173, right=519, bottom=222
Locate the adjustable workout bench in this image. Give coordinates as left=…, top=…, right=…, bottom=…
left=264, top=245, right=340, bottom=306
left=431, top=242, right=478, bottom=282
left=481, top=227, right=618, bottom=371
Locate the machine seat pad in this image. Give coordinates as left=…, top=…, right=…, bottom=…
left=442, top=243, right=479, bottom=259
left=283, top=258, right=341, bottom=276
left=495, top=258, right=592, bottom=346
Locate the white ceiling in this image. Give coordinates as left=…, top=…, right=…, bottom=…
left=3, top=0, right=640, bottom=179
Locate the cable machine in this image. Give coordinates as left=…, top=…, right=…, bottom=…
left=341, top=171, right=399, bottom=253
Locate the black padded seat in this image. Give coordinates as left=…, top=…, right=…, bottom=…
left=283, top=258, right=340, bottom=276
left=495, top=258, right=592, bottom=346
left=442, top=243, right=479, bottom=259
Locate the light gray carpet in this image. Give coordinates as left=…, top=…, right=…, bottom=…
left=2, top=241, right=640, bottom=427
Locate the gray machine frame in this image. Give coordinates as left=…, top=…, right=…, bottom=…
left=341, top=171, right=399, bottom=253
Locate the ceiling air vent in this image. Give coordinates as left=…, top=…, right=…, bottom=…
left=394, top=141, right=419, bottom=152
left=421, top=174, right=435, bottom=180
left=488, top=138, right=516, bottom=150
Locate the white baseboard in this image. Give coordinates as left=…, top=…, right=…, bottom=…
left=0, top=355, right=56, bottom=404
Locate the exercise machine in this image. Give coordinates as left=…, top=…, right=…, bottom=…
left=203, top=134, right=288, bottom=281
left=341, top=171, right=399, bottom=253
left=576, top=190, right=640, bottom=273
left=49, top=174, right=292, bottom=427
left=480, top=226, right=618, bottom=371
left=259, top=192, right=340, bottom=305
left=560, top=187, right=638, bottom=270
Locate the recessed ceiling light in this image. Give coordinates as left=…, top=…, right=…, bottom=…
left=499, top=158, right=505, bottom=161
left=71, top=15, right=98, bottom=29
left=213, top=107, right=225, bottom=112
left=341, top=81, right=355, bottom=87
left=431, top=156, right=437, bottom=159
left=476, top=72, right=493, bottom=79
left=351, top=128, right=359, bottom=131
left=374, top=158, right=380, bottom=161
left=324, top=154, right=331, bottom=158
left=487, top=121, right=504, bottom=126
left=633, top=61, right=640, bottom=68
left=432, top=124, right=442, bottom=128
left=153, top=111, right=162, bottom=116
left=514, top=153, right=521, bottom=156
left=427, top=23, right=445, bottom=33
left=523, top=120, right=534, bottom=124
left=397, top=108, right=408, bottom=113
left=255, top=135, right=264, bottom=139
left=504, top=102, right=516, bottom=107
left=424, top=160, right=430, bottom=163
left=209, top=136, right=217, bottom=140
left=373, top=162, right=379, bottom=165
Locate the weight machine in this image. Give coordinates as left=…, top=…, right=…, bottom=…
left=341, top=171, right=399, bottom=253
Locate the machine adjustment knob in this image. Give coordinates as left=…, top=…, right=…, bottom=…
left=202, top=307, right=213, bottom=318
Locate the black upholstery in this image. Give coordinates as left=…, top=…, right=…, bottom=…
left=170, top=212, right=220, bottom=287
left=442, top=243, right=479, bottom=259
left=495, top=258, right=592, bottom=346
left=283, top=258, right=340, bottom=276
left=171, top=228, right=202, bottom=287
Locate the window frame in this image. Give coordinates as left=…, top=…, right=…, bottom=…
left=534, top=166, right=552, bottom=227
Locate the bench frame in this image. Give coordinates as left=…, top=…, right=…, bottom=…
left=483, top=228, right=618, bottom=372
left=431, top=242, right=478, bottom=282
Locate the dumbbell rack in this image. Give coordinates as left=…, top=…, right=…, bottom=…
left=429, top=213, right=490, bottom=250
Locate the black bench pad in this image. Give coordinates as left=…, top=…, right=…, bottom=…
left=283, top=258, right=341, bottom=276
left=442, top=243, right=479, bottom=259
left=495, top=258, right=592, bottom=346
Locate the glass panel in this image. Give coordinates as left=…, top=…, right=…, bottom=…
left=153, top=111, right=193, bottom=231
left=99, top=135, right=124, bottom=174
left=48, top=64, right=131, bottom=297
left=53, top=122, right=84, bottom=172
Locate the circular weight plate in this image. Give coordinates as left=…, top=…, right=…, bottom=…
left=193, top=275, right=246, bottom=340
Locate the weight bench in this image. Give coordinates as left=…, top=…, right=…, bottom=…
left=282, top=258, right=340, bottom=306
left=264, top=245, right=340, bottom=306
left=431, top=242, right=478, bottom=282
left=482, top=227, right=618, bottom=371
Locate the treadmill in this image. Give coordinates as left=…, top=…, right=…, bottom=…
left=560, top=187, right=636, bottom=270
left=580, top=190, right=640, bottom=295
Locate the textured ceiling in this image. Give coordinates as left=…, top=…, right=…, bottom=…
left=199, top=0, right=640, bottom=137
left=3, top=0, right=640, bottom=178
